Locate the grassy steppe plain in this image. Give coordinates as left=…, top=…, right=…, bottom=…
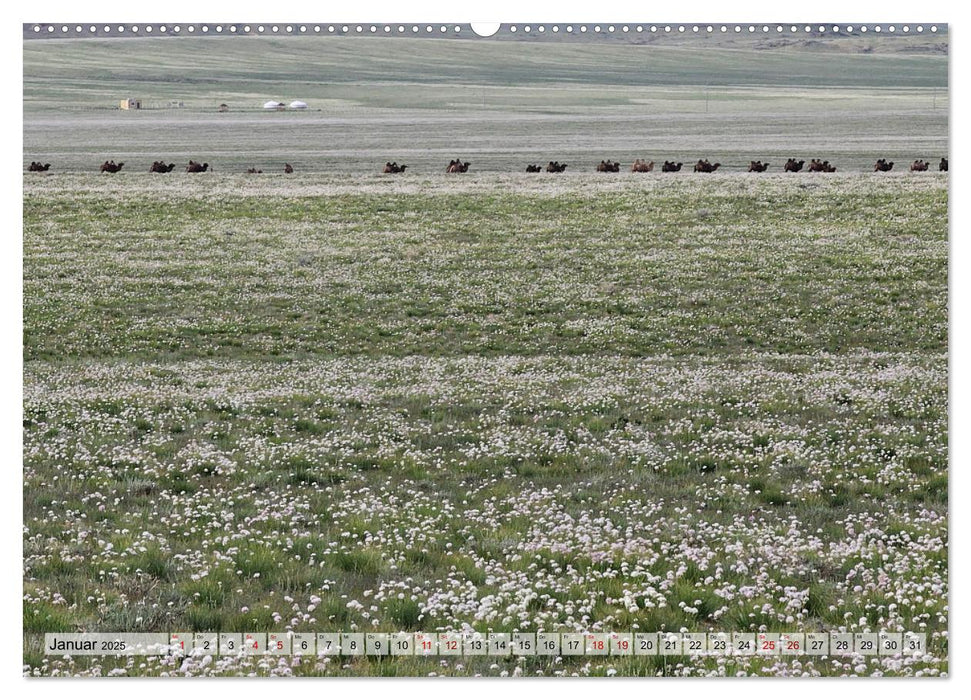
left=23, top=173, right=947, bottom=676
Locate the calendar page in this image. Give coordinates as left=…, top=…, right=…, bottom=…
left=21, top=7, right=948, bottom=680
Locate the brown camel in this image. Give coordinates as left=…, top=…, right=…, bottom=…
left=149, top=161, right=176, bottom=173
left=284, top=163, right=294, bottom=174
left=631, top=159, right=654, bottom=173
left=186, top=160, right=210, bottom=173
left=873, top=159, right=894, bottom=172
left=382, top=162, right=407, bottom=174
left=808, top=159, right=836, bottom=173
left=940, top=158, right=948, bottom=172
left=446, top=159, right=470, bottom=173
left=694, top=159, right=720, bottom=173
left=546, top=161, right=568, bottom=173
left=784, top=159, right=805, bottom=172
left=910, top=160, right=929, bottom=172
left=596, top=160, right=620, bottom=172
left=100, top=160, right=124, bottom=173
left=28, top=161, right=51, bottom=172
left=246, top=168, right=263, bottom=174
left=661, top=161, right=683, bottom=172
left=748, top=161, right=769, bottom=172
left=525, top=164, right=542, bottom=173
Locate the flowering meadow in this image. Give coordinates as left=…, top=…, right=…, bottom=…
left=23, top=173, right=947, bottom=676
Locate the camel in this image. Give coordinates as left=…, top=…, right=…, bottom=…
left=546, top=161, right=568, bottom=173
left=28, top=162, right=51, bottom=172
left=382, top=162, right=407, bottom=174
left=218, top=103, right=229, bottom=112
left=784, top=159, right=805, bottom=172
left=446, top=159, right=470, bottom=173
left=661, top=161, right=683, bottom=172
left=284, top=163, right=294, bottom=174
left=808, top=159, right=836, bottom=173
left=596, top=160, right=620, bottom=172
left=100, top=160, right=124, bottom=173
left=525, top=164, right=542, bottom=173
left=149, top=161, right=175, bottom=173
left=693, top=159, right=721, bottom=173
left=186, top=160, right=210, bottom=173
left=748, top=161, right=769, bottom=172
left=910, top=160, right=929, bottom=172
left=940, top=158, right=949, bottom=172
left=873, top=159, right=894, bottom=172
left=631, top=159, right=654, bottom=173
left=246, top=168, right=263, bottom=174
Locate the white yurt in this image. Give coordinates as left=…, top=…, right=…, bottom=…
left=263, top=100, right=284, bottom=110
left=290, top=100, right=308, bottom=110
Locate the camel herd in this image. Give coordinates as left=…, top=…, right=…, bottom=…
left=28, top=156, right=950, bottom=175
left=874, top=158, right=948, bottom=172
left=526, top=161, right=569, bottom=173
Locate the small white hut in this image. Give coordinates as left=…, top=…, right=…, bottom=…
left=263, top=100, right=285, bottom=110
left=290, top=100, right=308, bottom=110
